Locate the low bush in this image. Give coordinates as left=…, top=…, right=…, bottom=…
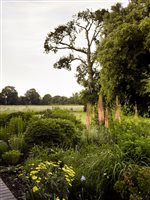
left=121, top=137, right=150, bottom=165
left=0, top=127, right=10, bottom=142
left=0, top=140, right=9, bottom=157
left=7, top=116, right=26, bottom=135
left=114, top=164, right=150, bottom=200
left=8, top=134, right=27, bottom=153
left=2, top=150, right=21, bottom=165
left=0, top=111, right=33, bottom=127
left=0, top=113, right=8, bottom=126
left=25, top=118, right=79, bottom=148
left=5, top=111, right=33, bottom=124
left=109, top=118, right=150, bottom=144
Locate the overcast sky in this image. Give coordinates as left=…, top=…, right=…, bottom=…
left=0, top=0, right=128, bottom=97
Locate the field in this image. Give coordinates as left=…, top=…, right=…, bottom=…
left=0, top=105, right=84, bottom=113
left=0, top=105, right=86, bottom=124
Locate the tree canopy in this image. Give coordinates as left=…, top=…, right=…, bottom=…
left=42, top=94, right=52, bottom=105
left=25, top=88, right=41, bottom=105
left=0, top=86, right=83, bottom=105
left=0, top=86, right=18, bottom=105
left=44, top=9, right=107, bottom=103
left=97, top=1, right=150, bottom=115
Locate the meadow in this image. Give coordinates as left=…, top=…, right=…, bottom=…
left=0, top=105, right=86, bottom=125
left=0, top=105, right=84, bottom=113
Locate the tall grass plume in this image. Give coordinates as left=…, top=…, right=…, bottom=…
left=115, top=96, right=121, bottom=123
left=98, top=95, right=105, bottom=125
left=105, top=108, right=109, bottom=128
left=86, top=104, right=91, bottom=129
left=134, top=102, right=138, bottom=117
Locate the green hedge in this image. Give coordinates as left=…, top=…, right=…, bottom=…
left=25, top=118, right=79, bottom=148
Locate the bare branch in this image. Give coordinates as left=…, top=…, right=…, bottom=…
left=77, top=23, right=87, bottom=30
left=71, top=57, right=87, bottom=66
left=59, top=42, right=87, bottom=54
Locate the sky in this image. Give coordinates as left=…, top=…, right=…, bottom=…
left=0, top=0, right=128, bottom=97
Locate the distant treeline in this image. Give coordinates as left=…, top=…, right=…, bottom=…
left=0, top=86, right=83, bottom=105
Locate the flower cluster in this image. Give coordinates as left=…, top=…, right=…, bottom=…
left=62, top=164, right=75, bottom=186
left=18, top=160, right=75, bottom=199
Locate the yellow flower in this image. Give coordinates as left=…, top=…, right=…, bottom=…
left=35, top=166, right=41, bottom=170
left=56, top=197, right=60, bottom=200
left=18, top=173, right=23, bottom=177
left=36, top=180, right=40, bottom=183
left=32, top=186, right=39, bottom=192
left=48, top=172, right=52, bottom=175
left=32, top=175, right=38, bottom=180
left=30, top=170, right=38, bottom=175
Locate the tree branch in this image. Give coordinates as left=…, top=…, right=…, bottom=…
left=59, top=42, right=87, bottom=54
left=71, top=57, right=87, bottom=66
left=89, top=25, right=101, bottom=47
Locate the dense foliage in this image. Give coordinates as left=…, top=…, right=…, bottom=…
left=25, top=118, right=79, bottom=148
left=97, top=1, right=150, bottom=116
left=0, top=86, right=18, bottom=105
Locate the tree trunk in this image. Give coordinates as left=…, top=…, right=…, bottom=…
left=87, top=51, right=94, bottom=95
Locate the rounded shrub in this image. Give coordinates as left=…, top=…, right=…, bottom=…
left=25, top=118, right=79, bottom=148
left=2, top=150, right=21, bottom=165
left=0, top=140, right=9, bottom=157
left=42, top=108, right=84, bottom=130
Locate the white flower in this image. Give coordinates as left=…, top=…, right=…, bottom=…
left=81, top=175, right=86, bottom=181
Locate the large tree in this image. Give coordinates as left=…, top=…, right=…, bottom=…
left=97, top=1, right=150, bottom=115
left=25, top=88, right=41, bottom=105
left=44, top=9, right=107, bottom=103
left=0, top=86, right=18, bottom=105
left=42, top=94, right=52, bottom=105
